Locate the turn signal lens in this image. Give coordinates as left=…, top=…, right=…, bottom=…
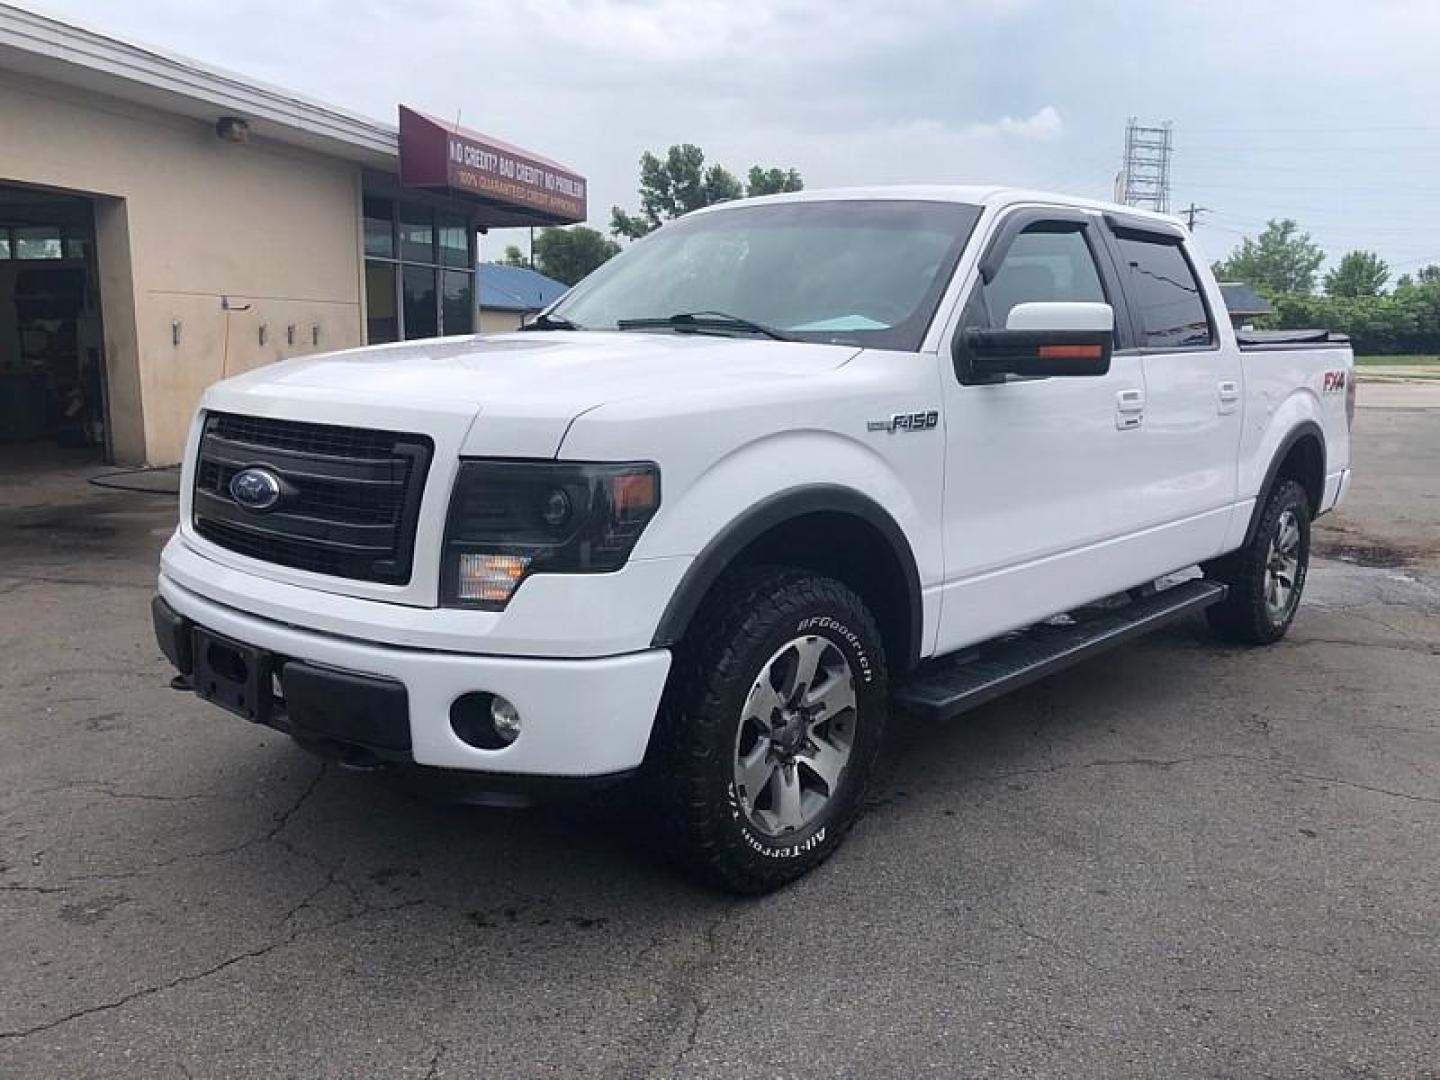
left=456, top=553, right=532, bottom=604
left=611, top=471, right=659, bottom=521
left=1037, top=343, right=1103, bottom=359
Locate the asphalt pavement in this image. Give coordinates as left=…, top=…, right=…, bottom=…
left=1, top=395, right=1436, bottom=1079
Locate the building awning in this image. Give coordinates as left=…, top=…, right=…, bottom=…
left=398, top=106, right=586, bottom=229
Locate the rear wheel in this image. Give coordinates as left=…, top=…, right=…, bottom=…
left=1205, top=479, right=1312, bottom=644
left=646, top=567, right=888, bottom=894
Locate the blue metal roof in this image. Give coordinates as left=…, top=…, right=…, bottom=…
left=478, top=263, right=568, bottom=313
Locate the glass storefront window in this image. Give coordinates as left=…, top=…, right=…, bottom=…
left=399, top=205, right=434, bottom=264
left=363, top=195, right=474, bottom=342
left=363, top=196, right=395, bottom=259
left=0, top=233, right=9, bottom=260
left=438, top=214, right=470, bottom=268
left=442, top=270, right=474, bottom=335
left=14, top=226, right=63, bottom=260
left=402, top=265, right=438, bottom=339
left=365, top=261, right=398, bottom=344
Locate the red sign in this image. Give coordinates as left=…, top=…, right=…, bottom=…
left=399, top=106, right=586, bottom=224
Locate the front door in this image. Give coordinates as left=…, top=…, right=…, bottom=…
left=934, top=209, right=1156, bottom=655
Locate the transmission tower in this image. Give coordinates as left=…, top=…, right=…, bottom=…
left=1119, top=118, right=1173, bottom=213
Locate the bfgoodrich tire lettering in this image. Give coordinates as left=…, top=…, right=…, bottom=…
left=646, top=566, right=888, bottom=894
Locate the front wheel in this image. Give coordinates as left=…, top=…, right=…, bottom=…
left=1205, top=479, right=1312, bottom=644
left=646, top=567, right=888, bottom=894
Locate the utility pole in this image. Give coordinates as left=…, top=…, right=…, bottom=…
left=1120, top=118, right=1174, bottom=213
left=1180, top=203, right=1209, bottom=230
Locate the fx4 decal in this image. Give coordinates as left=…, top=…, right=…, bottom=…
left=867, top=410, right=939, bottom=434
left=1323, top=370, right=1348, bottom=394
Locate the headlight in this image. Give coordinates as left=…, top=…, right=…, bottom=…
left=441, top=460, right=661, bottom=609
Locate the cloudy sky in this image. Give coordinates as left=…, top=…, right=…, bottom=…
left=26, top=0, right=1440, bottom=280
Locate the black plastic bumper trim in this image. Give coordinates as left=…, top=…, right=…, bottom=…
left=152, top=595, right=193, bottom=675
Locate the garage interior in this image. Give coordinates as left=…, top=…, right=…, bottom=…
left=0, top=182, right=107, bottom=467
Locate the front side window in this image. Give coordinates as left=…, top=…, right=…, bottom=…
left=964, top=225, right=1106, bottom=331
left=1113, top=234, right=1213, bottom=348
left=551, top=200, right=983, bottom=351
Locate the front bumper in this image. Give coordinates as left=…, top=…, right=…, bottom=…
left=155, top=576, right=672, bottom=777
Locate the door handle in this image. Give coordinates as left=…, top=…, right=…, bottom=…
left=1115, top=388, right=1144, bottom=430
left=1218, top=380, right=1240, bottom=415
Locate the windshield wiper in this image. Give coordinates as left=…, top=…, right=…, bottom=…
left=519, top=312, right=582, bottom=331
left=615, top=310, right=793, bottom=341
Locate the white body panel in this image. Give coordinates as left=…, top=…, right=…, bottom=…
left=158, top=185, right=1354, bottom=777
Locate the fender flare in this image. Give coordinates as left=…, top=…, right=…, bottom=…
left=1241, top=420, right=1326, bottom=548
left=650, top=484, right=924, bottom=671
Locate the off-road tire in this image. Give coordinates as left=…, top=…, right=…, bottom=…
left=1204, top=479, right=1312, bottom=644
left=645, top=566, right=888, bottom=895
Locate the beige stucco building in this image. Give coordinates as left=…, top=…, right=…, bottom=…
left=0, top=4, right=585, bottom=466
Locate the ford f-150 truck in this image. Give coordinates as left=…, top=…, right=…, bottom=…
left=153, top=186, right=1354, bottom=893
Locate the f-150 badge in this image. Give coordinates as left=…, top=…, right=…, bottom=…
left=868, top=410, right=939, bottom=433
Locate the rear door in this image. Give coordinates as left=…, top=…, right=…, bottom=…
left=1101, top=218, right=1243, bottom=565
left=935, top=208, right=1155, bottom=654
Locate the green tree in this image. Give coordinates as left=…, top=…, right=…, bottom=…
left=1417, top=264, right=1440, bottom=285
left=1212, top=218, right=1325, bottom=295
left=1324, top=250, right=1390, bottom=297
left=533, top=225, right=621, bottom=286
left=500, top=245, right=529, bottom=268
left=610, top=145, right=803, bottom=239
left=746, top=166, right=804, bottom=197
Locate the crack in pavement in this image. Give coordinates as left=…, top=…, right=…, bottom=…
left=12, top=763, right=328, bottom=890
left=422, top=1043, right=446, bottom=1080
left=0, top=897, right=427, bottom=1042
left=641, top=902, right=739, bottom=1080
left=1286, top=636, right=1440, bottom=656
left=0, top=884, right=74, bottom=895
left=0, top=572, right=154, bottom=593
left=27, top=780, right=217, bottom=804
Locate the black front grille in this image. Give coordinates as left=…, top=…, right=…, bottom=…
left=193, top=412, right=433, bottom=585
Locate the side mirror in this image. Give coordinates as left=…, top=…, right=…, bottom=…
left=956, top=301, right=1114, bottom=382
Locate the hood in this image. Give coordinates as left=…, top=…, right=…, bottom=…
left=206, top=331, right=860, bottom=458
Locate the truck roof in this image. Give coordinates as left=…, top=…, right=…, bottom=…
left=692, top=185, right=1186, bottom=231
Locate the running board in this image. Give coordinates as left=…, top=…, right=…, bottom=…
left=894, top=579, right=1227, bottom=721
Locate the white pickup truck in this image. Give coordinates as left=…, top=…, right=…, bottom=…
left=153, top=186, right=1354, bottom=893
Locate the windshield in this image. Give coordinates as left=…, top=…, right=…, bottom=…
left=550, top=199, right=983, bottom=351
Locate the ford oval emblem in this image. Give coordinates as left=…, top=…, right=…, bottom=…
left=229, top=467, right=283, bottom=512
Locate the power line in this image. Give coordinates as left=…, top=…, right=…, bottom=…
left=1183, top=123, right=1440, bottom=134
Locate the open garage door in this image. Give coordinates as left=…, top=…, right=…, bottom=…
left=0, top=183, right=108, bottom=469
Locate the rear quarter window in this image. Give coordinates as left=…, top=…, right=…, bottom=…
left=1113, top=234, right=1214, bottom=349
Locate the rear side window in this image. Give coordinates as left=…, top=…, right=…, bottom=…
left=1113, top=235, right=1213, bottom=348
left=966, top=227, right=1106, bottom=330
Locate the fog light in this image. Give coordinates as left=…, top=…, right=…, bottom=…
left=456, top=553, right=531, bottom=604
left=490, top=695, right=522, bottom=744
left=450, top=692, right=522, bottom=750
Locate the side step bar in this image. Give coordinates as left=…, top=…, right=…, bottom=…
left=894, top=579, right=1227, bottom=721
